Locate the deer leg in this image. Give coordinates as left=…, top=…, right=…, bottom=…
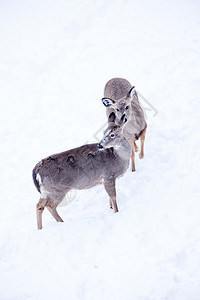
left=104, top=179, right=118, bottom=213
left=134, top=142, right=138, bottom=152
left=36, top=198, right=47, bottom=230
left=129, top=140, right=136, bottom=172
left=109, top=198, right=113, bottom=209
left=46, top=204, right=64, bottom=223
left=139, top=128, right=146, bottom=159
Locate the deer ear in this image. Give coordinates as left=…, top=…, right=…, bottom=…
left=102, top=98, right=115, bottom=107
left=128, top=86, right=136, bottom=100
left=108, top=112, right=116, bottom=124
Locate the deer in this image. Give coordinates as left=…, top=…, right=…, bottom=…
left=101, top=78, right=147, bottom=172
left=32, top=114, right=131, bottom=229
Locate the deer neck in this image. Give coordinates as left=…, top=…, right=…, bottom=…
left=113, top=137, right=131, bottom=161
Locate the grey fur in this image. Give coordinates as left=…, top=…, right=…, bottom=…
left=33, top=118, right=131, bottom=229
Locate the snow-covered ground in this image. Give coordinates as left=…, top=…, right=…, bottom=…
left=1, top=0, right=200, bottom=299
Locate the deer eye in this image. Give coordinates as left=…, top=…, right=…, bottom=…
left=110, top=133, right=115, bottom=138
left=116, top=108, right=120, bottom=112
left=125, top=106, right=129, bottom=110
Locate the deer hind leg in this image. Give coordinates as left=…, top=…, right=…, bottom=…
left=36, top=198, right=47, bottom=230
left=46, top=197, right=64, bottom=223
left=129, top=140, right=136, bottom=172
left=104, top=179, right=118, bottom=213
left=139, top=128, right=146, bottom=159
left=46, top=205, right=64, bottom=223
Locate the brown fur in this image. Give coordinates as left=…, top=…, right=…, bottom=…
left=102, top=78, right=147, bottom=171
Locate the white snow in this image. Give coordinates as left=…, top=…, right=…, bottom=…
left=1, top=0, right=200, bottom=299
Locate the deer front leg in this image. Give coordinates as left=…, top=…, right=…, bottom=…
left=139, top=128, right=146, bottom=159
left=109, top=198, right=112, bottom=209
left=129, top=140, right=136, bottom=172
left=104, top=179, right=118, bottom=213
left=36, top=198, right=47, bottom=230
left=134, top=142, right=138, bottom=152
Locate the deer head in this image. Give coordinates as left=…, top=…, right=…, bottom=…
left=98, top=113, right=127, bottom=150
left=101, top=86, right=137, bottom=120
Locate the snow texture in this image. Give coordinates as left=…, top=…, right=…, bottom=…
left=0, top=0, right=200, bottom=299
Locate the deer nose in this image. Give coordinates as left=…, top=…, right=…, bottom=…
left=97, top=144, right=103, bottom=150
